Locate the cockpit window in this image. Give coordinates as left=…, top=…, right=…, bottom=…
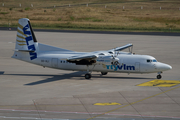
left=147, top=59, right=152, bottom=62
left=153, top=59, right=157, bottom=62
left=147, top=59, right=157, bottom=63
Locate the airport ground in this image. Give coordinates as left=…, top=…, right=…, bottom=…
left=0, top=30, right=180, bottom=120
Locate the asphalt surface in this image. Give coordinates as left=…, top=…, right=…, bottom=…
left=0, top=29, right=180, bottom=120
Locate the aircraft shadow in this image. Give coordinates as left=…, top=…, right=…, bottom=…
left=24, top=71, right=86, bottom=85
left=94, top=75, right=154, bottom=80
left=0, top=71, right=153, bottom=85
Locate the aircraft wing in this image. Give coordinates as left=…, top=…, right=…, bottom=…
left=108, top=43, right=133, bottom=52
left=67, top=43, right=133, bottom=61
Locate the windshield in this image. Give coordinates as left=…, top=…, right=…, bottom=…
left=147, top=59, right=157, bottom=63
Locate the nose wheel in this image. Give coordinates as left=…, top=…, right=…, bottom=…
left=85, top=73, right=91, bottom=79
left=157, top=72, right=162, bottom=79
left=157, top=74, right=162, bottom=79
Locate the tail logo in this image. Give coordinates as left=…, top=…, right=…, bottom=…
left=17, top=23, right=37, bottom=60
left=17, top=23, right=27, bottom=46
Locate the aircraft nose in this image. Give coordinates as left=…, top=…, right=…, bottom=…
left=168, top=65, right=172, bottom=70
left=156, top=63, right=172, bottom=71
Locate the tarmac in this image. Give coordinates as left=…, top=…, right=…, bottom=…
left=0, top=29, right=180, bottom=120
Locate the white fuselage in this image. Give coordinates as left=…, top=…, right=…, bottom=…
left=13, top=50, right=171, bottom=74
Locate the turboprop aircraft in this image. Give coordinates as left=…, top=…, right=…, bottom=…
left=12, top=18, right=172, bottom=79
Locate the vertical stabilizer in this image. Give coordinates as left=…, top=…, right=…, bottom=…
left=14, top=18, right=38, bottom=60
left=16, top=18, right=37, bottom=50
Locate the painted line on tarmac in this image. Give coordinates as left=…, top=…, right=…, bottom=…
left=94, top=102, right=121, bottom=106
left=0, top=109, right=180, bottom=119
left=137, top=79, right=180, bottom=87
left=0, top=108, right=180, bottom=119
left=0, top=104, right=82, bottom=107
left=87, top=85, right=180, bottom=120
left=0, top=116, right=44, bottom=119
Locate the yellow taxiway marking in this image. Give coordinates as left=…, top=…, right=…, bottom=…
left=94, top=102, right=121, bottom=106
left=137, top=79, right=180, bottom=87
left=87, top=85, right=180, bottom=120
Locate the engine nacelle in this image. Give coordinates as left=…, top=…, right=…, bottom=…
left=95, top=56, right=119, bottom=65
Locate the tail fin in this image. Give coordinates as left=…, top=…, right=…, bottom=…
left=14, top=18, right=38, bottom=60
left=16, top=18, right=37, bottom=51
left=13, top=18, right=74, bottom=61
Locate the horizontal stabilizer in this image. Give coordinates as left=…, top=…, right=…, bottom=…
left=38, top=43, right=74, bottom=52
left=14, top=49, right=35, bottom=52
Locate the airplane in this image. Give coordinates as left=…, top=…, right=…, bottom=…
left=12, top=18, right=172, bottom=79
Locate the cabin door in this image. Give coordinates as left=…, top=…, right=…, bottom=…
left=51, top=58, right=58, bottom=68
left=135, top=62, right=140, bottom=72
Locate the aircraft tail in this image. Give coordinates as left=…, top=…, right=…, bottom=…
left=15, top=18, right=37, bottom=51
left=12, top=18, right=73, bottom=61
left=12, top=18, right=38, bottom=60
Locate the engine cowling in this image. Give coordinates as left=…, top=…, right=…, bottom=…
left=95, top=56, right=119, bottom=65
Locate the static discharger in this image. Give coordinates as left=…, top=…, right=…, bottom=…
left=94, top=102, right=121, bottom=106
left=137, top=80, right=180, bottom=87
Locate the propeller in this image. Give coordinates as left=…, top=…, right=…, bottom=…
left=111, top=47, right=119, bottom=66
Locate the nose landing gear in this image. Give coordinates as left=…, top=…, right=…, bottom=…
left=157, top=74, right=162, bottom=79
left=157, top=72, right=162, bottom=79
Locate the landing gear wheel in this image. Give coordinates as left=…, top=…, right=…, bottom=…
left=157, top=74, right=162, bottom=79
left=101, top=72, right=108, bottom=75
left=85, top=73, right=91, bottom=79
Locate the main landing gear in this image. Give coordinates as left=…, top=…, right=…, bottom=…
left=85, top=73, right=91, bottom=79
left=85, top=65, right=92, bottom=79
left=84, top=65, right=109, bottom=79
left=101, top=72, right=108, bottom=75
left=85, top=72, right=108, bottom=79
left=157, top=72, right=162, bottom=79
